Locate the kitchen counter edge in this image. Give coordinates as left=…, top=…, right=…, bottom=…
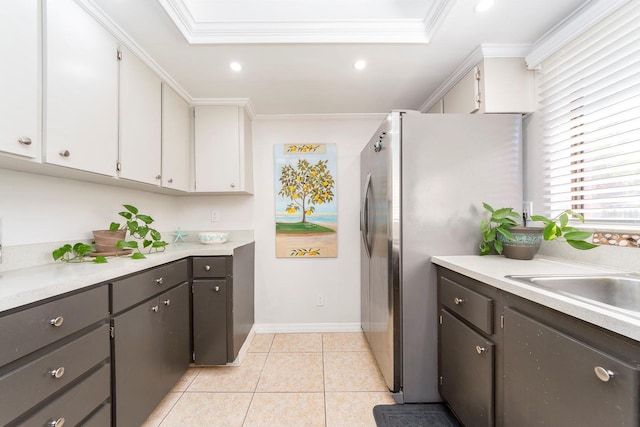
left=431, top=254, right=640, bottom=342
left=0, top=241, right=253, bottom=313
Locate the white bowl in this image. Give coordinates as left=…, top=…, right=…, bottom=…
left=198, top=231, right=229, bottom=244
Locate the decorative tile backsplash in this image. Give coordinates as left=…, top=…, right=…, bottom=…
left=592, top=232, right=640, bottom=248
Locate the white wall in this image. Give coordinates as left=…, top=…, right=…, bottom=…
left=248, top=116, right=380, bottom=328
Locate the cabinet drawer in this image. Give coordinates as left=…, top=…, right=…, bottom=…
left=0, top=324, right=109, bottom=426
left=10, top=363, right=110, bottom=427
left=440, top=276, right=493, bottom=334
left=111, top=259, right=188, bottom=313
left=0, top=285, right=108, bottom=367
left=193, top=257, right=228, bottom=278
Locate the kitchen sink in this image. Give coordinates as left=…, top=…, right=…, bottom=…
left=505, top=273, right=640, bottom=318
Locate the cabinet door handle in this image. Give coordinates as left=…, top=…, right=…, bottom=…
left=168, top=178, right=173, bottom=183
left=454, top=297, right=465, bottom=305
left=50, top=316, right=64, bottom=327
left=475, top=345, right=486, bottom=354
left=163, top=299, right=171, bottom=306
left=155, top=277, right=164, bottom=285
left=50, top=367, right=65, bottom=379
left=48, top=418, right=65, bottom=427
left=214, top=286, right=221, bottom=292
left=594, top=366, right=615, bottom=382
left=204, top=265, right=211, bottom=271
left=18, top=137, right=32, bottom=145
left=59, top=150, right=70, bottom=157
left=151, top=305, right=159, bottom=312
left=155, top=174, right=162, bottom=180
left=230, top=183, right=236, bottom=188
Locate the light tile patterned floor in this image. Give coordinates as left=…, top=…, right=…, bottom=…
left=142, top=332, right=394, bottom=426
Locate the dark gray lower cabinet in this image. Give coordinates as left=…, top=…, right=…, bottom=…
left=504, top=307, right=640, bottom=427
left=437, top=266, right=640, bottom=427
left=193, top=279, right=228, bottom=364
left=192, top=242, right=255, bottom=365
left=113, top=282, right=190, bottom=427
left=440, top=309, right=494, bottom=427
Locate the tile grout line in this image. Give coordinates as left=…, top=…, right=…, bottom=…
left=242, top=335, right=273, bottom=426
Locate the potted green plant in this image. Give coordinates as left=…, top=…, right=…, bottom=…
left=108, top=204, right=168, bottom=259
left=480, top=202, right=597, bottom=260
left=52, top=242, right=107, bottom=263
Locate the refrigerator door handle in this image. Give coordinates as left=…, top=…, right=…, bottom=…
left=361, top=173, right=372, bottom=258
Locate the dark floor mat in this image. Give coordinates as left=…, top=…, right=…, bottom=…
left=373, top=403, right=462, bottom=427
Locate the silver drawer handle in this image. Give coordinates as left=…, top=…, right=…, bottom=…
left=50, top=367, right=65, bottom=379
left=50, top=316, right=64, bottom=327
left=454, top=297, right=465, bottom=305
left=214, top=286, right=220, bottom=292
left=155, top=277, right=164, bottom=285
left=151, top=305, right=159, bottom=312
left=18, top=137, right=32, bottom=145
left=163, top=299, right=171, bottom=306
left=204, top=265, right=211, bottom=271
left=476, top=345, right=486, bottom=354
left=48, top=418, right=65, bottom=427
left=594, top=366, right=615, bottom=382
left=59, top=150, right=70, bottom=157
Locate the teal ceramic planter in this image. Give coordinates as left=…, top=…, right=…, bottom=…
left=497, top=226, right=543, bottom=260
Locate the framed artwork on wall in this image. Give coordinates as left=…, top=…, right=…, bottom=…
left=274, top=143, right=337, bottom=258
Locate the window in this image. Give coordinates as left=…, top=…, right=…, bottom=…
left=537, top=1, right=640, bottom=225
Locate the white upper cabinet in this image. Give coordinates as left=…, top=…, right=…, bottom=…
left=443, top=66, right=480, bottom=114
left=194, top=106, right=253, bottom=194
left=44, top=0, right=118, bottom=176
left=0, top=0, right=39, bottom=158
left=443, top=58, right=535, bottom=114
left=161, top=84, right=191, bottom=192
left=118, top=47, right=162, bottom=186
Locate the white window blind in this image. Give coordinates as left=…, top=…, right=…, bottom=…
left=537, top=1, right=640, bottom=225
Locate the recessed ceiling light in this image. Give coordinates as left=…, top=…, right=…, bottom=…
left=229, top=62, right=242, bottom=72
left=353, top=60, right=367, bottom=70
left=474, top=0, right=495, bottom=13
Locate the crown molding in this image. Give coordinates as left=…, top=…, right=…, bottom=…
left=75, top=0, right=193, bottom=104
left=190, top=98, right=257, bottom=120
left=254, top=112, right=388, bottom=121
left=526, top=0, right=630, bottom=69
left=418, top=43, right=532, bottom=112
left=158, top=0, right=454, bottom=44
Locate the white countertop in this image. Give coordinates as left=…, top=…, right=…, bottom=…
left=431, top=255, right=640, bottom=342
left=0, top=241, right=253, bottom=313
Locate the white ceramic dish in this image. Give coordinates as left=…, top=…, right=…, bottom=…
left=198, top=231, right=229, bottom=244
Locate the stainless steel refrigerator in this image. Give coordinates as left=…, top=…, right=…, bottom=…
left=360, top=111, right=522, bottom=403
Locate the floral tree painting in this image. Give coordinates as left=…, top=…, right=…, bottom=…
left=274, top=144, right=337, bottom=257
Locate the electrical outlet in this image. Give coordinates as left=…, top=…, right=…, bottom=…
left=522, top=201, right=533, bottom=219
left=210, top=210, right=220, bottom=222
left=316, top=293, right=324, bottom=306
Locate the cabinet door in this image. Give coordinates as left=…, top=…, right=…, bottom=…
left=440, top=309, right=494, bottom=427
left=159, top=283, right=190, bottom=389
left=443, top=66, right=480, bottom=114
left=504, top=307, right=640, bottom=426
left=194, top=105, right=253, bottom=193
left=118, top=47, right=161, bottom=185
left=192, top=279, right=228, bottom=365
left=113, top=297, right=163, bottom=427
left=0, top=0, right=39, bottom=158
left=161, top=84, right=191, bottom=191
left=44, top=0, right=118, bottom=176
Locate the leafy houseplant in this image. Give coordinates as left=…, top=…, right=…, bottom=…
left=52, top=242, right=107, bottom=264
left=110, top=204, right=168, bottom=259
left=480, top=202, right=597, bottom=259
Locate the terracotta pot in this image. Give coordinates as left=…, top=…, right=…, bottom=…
left=92, top=229, right=126, bottom=253
left=497, top=226, right=543, bottom=260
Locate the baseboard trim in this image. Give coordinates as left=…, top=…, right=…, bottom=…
left=254, top=323, right=362, bottom=333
